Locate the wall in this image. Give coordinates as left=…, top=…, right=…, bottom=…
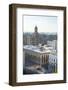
left=0, top=0, right=68, bottom=90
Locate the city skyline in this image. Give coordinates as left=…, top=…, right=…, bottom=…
left=23, top=25, right=57, bottom=75
left=23, top=15, right=57, bottom=75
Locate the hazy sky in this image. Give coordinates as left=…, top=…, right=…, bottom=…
left=23, top=15, right=58, bottom=33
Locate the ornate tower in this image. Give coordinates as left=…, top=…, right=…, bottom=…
left=31, top=26, right=40, bottom=45
left=35, top=26, right=38, bottom=33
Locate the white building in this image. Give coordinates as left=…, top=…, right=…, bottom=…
left=23, top=45, right=51, bottom=67
left=48, top=54, right=57, bottom=64
left=47, top=40, right=57, bottom=50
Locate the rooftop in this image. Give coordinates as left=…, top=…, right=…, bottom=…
left=23, top=45, right=52, bottom=54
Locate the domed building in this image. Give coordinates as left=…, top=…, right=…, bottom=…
left=31, top=26, right=40, bottom=45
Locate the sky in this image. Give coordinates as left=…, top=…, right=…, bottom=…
left=23, top=15, right=58, bottom=33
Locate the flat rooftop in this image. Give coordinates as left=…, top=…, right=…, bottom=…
left=23, top=45, right=52, bottom=54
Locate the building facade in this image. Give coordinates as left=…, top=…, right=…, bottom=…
left=47, top=40, right=57, bottom=50
left=23, top=45, right=51, bottom=68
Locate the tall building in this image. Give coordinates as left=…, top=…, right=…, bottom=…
left=31, top=26, right=40, bottom=45
left=26, top=35, right=31, bottom=45
left=23, top=34, right=27, bottom=45
left=23, top=34, right=31, bottom=45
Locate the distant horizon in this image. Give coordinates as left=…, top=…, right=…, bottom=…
left=23, top=32, right=57, bottom=35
